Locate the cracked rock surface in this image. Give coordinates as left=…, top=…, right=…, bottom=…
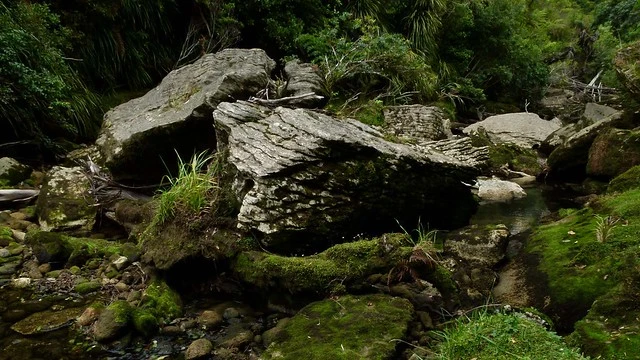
left=214, top=101, right=485, bottom=249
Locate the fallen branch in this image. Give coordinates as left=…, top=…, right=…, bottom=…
left=82, top=158, right=151, bottom=206
left=0, top=189, right=39, bottom=203
left=249, top=92, right=325, bottom=107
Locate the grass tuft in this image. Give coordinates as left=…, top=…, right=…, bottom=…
left=152, top=151, right=224, bottom=227
left=434, top=310, right=586, bottom=360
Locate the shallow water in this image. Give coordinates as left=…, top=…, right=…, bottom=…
left=470, top=185, right=551, bottom=236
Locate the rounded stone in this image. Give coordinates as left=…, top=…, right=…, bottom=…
left=185, top=338, right=213, bottom=360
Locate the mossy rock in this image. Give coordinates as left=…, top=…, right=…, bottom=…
left=35, top=166, right=97, bottom=232
left=587, top=128, right=640, bottom=179
left=74, top=281, right=102, bottom=294
left=132, top=309, right=159, bottom=337
left=10, top=307, right=84, bottom=335
left=0, top=157, right=32, bottom=187
left=435, top=312, right=585, bottom=359
left=608, top=165, right=640, bottom=193
left=262, top=294, right=413, bottom=360
left=232, top=234, right=412, bottom=294
left=470, top=131, right=542, bottom=175
left=140, top=280, right=182, bottom=323
left=93, top=300, right=133, bottom=342
left=26, top=231, right=136, bottom=269
left=141, top=221, right=243, bottom=270
left=527, top=188, right=640, bottom=327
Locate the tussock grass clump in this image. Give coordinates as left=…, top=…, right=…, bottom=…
left=152, top=151, right=226, bottom=227
left=434, top=311, right=585, bottom=360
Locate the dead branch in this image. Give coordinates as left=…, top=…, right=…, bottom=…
left=82, top=158, right=151, bottom=207
left=249, top=92, right=325, bottom=107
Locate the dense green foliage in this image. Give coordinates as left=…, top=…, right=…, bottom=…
left=0, top=2, right=100, bottom=151
left=2, top=0, right=639, bottom=157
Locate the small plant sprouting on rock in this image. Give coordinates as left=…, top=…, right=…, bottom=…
left=388, top=220, right=440, bottom=287
left=387, top=246, right=438, bottom=288
left=594, top=215, right=619, bottom=243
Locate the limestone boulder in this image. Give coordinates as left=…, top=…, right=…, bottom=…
left=96, top=48, right=276, bottom=183
left=538, top=88, right=582, bottom=121
left=382, top=105, right=453, bottom=144
left=583, top=103, right=621, bottom=125
left=36, top=166, right=96, bottom=232
left=214, top=101, right=483, bottom=249
left=475, top=177, right=527, bottom=203
left=282, top=60, right=326, bottom=108
left=463, top=112, right=561, bottom=149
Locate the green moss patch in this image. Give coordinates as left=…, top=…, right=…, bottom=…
left=569, top=276, right=640, bottom=359
left=470, top=131, right=542, bottom=175
left=232, top=234, right=412, bottom=294
left=608, top=165, right=640, bottom=193
left=435, top=312, right=585, bottom=360
left=140, top=280, right=182, bottom=323
left=262, top=294, right=413, bottom=360
left=0, top=226, right=13, bottom=245
left=528, top=188, right=640, bottom=355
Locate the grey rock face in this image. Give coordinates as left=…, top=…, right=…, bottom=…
left=96, top=48, right=276, bottom=182
left=582, top=103, right=621, bottom=125
left=214, top=101, right=482, bottom=249
left=36, top=166, right=96, bottom=232
left=463, top=112, right=561, bottom=149
left=382, top=105, right=453, bottom=144
left=283, top=60, right=326, bottom=108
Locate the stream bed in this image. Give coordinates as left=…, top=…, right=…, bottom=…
left=0, top=183, right=582, bottom=360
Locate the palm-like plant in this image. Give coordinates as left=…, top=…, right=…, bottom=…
left=406, top=0, right=446, bottom=54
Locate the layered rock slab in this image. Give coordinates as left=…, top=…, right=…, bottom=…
left=214, top=101, right=482, bottom=248
left=96, top=48, right=276, bottom=182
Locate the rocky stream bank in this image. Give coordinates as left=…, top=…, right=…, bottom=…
left=1, top=47, right=640, bottom=359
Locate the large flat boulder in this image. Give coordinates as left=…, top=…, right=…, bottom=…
left=214, top=101, right=483, bottom=249
left=463, top=112, right=561, bottom=149
left=96, top=49, right=276, bottom=182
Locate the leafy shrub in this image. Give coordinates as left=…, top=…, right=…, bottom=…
left=0, top=2, right=100, bottom=150
left=298, top=15, right=437, bottom=104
